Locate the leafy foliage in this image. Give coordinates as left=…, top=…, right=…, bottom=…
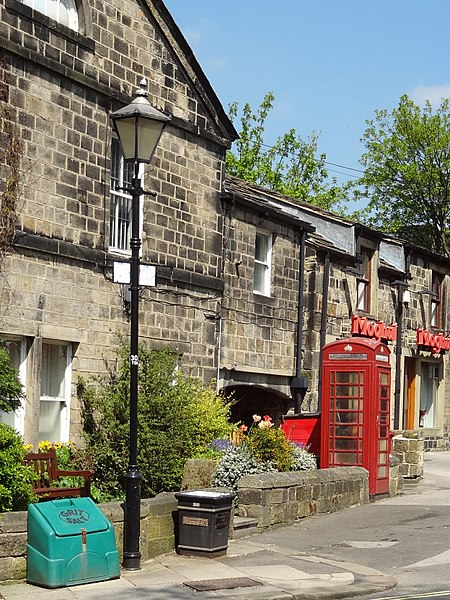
left=77, top=345, right=234, bottom=501
left=226, top=92, right=348, bottom=212
left=355, top=95, right=450, bottom=255
left=245, top=424, right=294, bottom=471
left=212, top=415, right=317, bottom=499
left=0, top=346, right=24, bottom=414
left=0, top=423, right=36, bottom=511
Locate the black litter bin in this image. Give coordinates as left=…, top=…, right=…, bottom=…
left=175, top=490, right=235, bottom=557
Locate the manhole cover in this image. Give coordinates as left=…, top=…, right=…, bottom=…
left=184, top=577, right=263, bottom=591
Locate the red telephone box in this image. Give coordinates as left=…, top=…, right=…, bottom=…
left=320, top=337, right=391, bottom=496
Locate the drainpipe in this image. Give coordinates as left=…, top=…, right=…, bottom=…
left=291, top=228, right=308, bottom=414
left=393, top=251, right=411, bottom=430
left=317, top=252, right=330, bottom=414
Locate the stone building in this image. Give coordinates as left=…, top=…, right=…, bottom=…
left=1, top=0, right=449, bottom=453
left=220, top=176, right=450, bottom=450
left=0, top=0, right=237, bottom=446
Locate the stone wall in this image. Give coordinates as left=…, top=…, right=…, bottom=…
left=0, top=492, right=178, bottom=583
left=392, top=431, right=424, bottom=479
left=0, top=467, right=371, bottom=583
left=237, top=467, right=369, bottom=531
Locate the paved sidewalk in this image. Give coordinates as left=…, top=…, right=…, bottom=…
left=0, top=537, right=396, bottom=600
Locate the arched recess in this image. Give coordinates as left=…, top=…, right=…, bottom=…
left=220, top=384, right=291, bottom=428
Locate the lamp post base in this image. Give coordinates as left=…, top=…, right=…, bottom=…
left=123, top=465, right=142, bottom=571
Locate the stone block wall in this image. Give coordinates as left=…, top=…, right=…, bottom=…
left=392, top=431, right=424, bottom=479
left=237, top=467, right=369, bottom=531
left=0, top=492, right=178, bottom=583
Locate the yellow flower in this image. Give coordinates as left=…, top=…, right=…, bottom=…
left=23, top=444, right=34, bottom=453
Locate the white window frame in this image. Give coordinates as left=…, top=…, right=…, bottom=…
left=253, top=231, right=272, bottom=297
left=39, top=342, right=72, bottom=443
left=0, top=339, right=27, bottom=435
left=19, top=0, right=79, bottom=31
left=109, top=138, right=144, bottom=255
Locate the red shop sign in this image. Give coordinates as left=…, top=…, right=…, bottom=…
left=351, top=315, right=397, bottom=342
left=417, top=329, right=450, bottom=353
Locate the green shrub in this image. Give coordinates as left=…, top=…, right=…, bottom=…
left=0, top=345, right=24, bottom=413
left=0, top=423, right=36, bottom=511
left=245, top=425, right=294, bottom=471
left=77, top=345, right=234, bottom=500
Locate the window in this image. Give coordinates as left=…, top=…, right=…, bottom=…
left=430, top=272, right=443, bottom=328
left=0, top=340, right=26, bottom=433
left=109, top=138, right=135, bottom=252
left=254, top=232, right=272, bottom=296
left=19, top=0, right=79, bottom=30
left=356, top=248, right=373, bottom=312
left=39, top=343, right=71, bottom=443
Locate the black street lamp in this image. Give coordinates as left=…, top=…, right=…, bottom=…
left=110, top=79, right=170, bottom=570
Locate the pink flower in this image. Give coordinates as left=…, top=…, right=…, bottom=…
left=263, top=415, right=272, bottom=422
left=253, top=414, right=262, bottom=422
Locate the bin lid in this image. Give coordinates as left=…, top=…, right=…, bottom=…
left=31, top=497, right=109, bottom=536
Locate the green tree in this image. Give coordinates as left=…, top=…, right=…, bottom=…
left=0, top=346, right=24, bottom=414
left=77, top=345, right=234, bottom=501
left=226, top=92, right=347, bottom=212
left=355, top=95, right=450, bottom=256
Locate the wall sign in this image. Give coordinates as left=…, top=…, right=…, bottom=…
left=351, top=315, right=397, bottom=342
left=417, top=329, right=450, bottom=353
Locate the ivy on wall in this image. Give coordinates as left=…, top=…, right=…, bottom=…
left=0, top=52, right=22, bottom=256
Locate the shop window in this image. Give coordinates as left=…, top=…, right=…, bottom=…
left=39, top=343, right=71, bottom=443
left=18, top=0, right=79, bottom=31
left=419, top=362, right=440, bottom=428
left=254, top=232, right=272, bottom=296
left=430, top=272, right=443, bottom=328
left=356, top=248, right=373, bottom=312
left=109, top=138, right=137, bottom=253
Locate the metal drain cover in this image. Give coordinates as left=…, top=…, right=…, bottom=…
left=184, top=577, right=263, bottom=591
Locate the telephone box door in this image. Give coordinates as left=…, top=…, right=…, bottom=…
left=320, top=337, right=391, bottom=496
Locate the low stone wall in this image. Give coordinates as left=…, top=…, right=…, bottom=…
left=0, top=492, right=178, bottom=584
left=0, top=466, right=372, bottom=583
left=237, top=466, right=369, bottom=530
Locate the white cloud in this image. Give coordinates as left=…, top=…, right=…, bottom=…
left=409, top=84, right=450, bottom=107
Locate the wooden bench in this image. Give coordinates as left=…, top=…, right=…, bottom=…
left=24, top=448, right=92, bottom=501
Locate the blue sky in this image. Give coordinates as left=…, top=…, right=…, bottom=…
left=163, top=1, right=450, bottom=188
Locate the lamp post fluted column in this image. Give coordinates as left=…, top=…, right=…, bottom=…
left=123, top=162, right=143, bottom=570
left=110, top=78, right=170, bottom=571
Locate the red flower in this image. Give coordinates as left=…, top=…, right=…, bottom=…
left=239, top=424, right=248, bottom=432
left=263, top=415, right=272, bottom=422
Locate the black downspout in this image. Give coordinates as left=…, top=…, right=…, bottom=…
left=394, top=252, right=411, bottom=430
left=317, top=252, right=330, bottom=414
left=394, top=283, right=403, bottom=430
left=291, top=228, right=308, bottom=413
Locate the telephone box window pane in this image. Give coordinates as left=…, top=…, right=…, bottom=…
left=380, top=426, right=387, bottom=437
left=379, top=439, right=387, bottom=451
left=335, top=452, right=358, bottom=464
left=380, top=372, right=388, bottom=385
left=335, top=439, right=359, bottom=450
left=378, top=452, right=387, bottom=464
left=336, top=385, right=360, bottom=396
left=335, top=425, right=357, bottom=437
left=378, top=466, right=387, bottom=478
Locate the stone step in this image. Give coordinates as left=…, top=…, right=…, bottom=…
left=232, top=516, right=259, bottom=539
